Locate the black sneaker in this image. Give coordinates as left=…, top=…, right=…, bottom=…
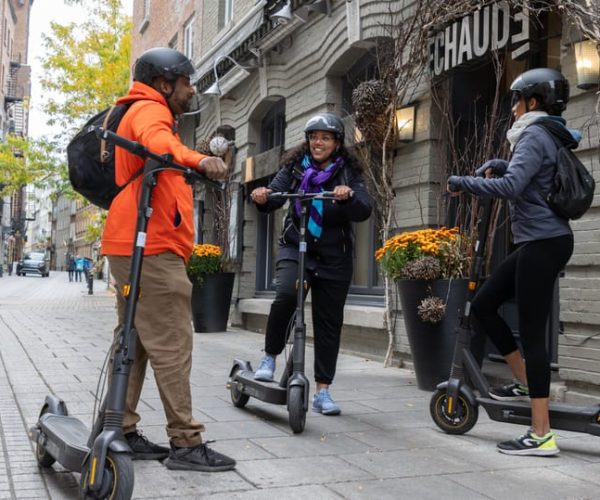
left=497, top=428, right=559, bottom=456
left=489, top=381, right=529, bottom=401
left=124, top=430, right=170, bottom=460
left=164, top=441, right=236, bottom=472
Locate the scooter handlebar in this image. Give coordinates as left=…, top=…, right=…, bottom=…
left=267, top=190, right=353, bottom=201
left=94, top=127, right=225, bottom=191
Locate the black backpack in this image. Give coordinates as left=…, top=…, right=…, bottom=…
left=534, top=118, right=595, bottom=220
left=67, top=102, right=144, bottom=210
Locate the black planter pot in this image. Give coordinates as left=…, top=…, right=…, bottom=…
left=397, top=278, right=468, bottom=391
left=191, top=272, right=235, bottom=333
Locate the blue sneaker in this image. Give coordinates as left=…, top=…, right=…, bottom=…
left=312, top=389, right=341, bottom=415
left=254, top=356, right=275, bottom=382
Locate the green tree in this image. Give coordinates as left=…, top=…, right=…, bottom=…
left=0, top=135, right=63, bottom=196
left=40, top=0, right=132, bottom=134
left=0, top=0, right=131, bottom=198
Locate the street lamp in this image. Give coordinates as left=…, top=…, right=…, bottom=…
left=203, top=55, right=256, bottom=97
left=574, top=40, right=600, bottom=90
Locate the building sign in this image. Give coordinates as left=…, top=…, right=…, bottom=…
left=429, top=2, right=530, bottom=77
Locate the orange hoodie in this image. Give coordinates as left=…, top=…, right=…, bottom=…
left=101, top=82, right=207, bottom=262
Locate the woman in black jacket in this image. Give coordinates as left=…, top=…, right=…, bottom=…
left=250, top=112, right=372, bottom=415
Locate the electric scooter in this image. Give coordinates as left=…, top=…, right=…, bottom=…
left=227, top=191, right=337, bottom=434
left=430, top=197, right=600, bottom=438
left=28, top=128, right=223, bottom=499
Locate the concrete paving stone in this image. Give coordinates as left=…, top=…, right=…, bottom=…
left=340, top=447, right=488, bottom=479
left=204, top=484, right=343, bottom=500
left=329, top=476, right=491, bottom=500
left=354, top=409, right=436, bottom=430
left=14, top=491, right=52, bottom=499
left=192, top=395, right=237, bottom=409
left=555, top=435, right=600, bottom=462
left=347, top=427, right=480, bottom=452
left=132, top=462, right=249, bottom=497
left=204, top=438, right=276, bottom=461
left=199, top=419, right=290, bottom=441
left=449, top=467, right=598, bottom=500
left=197, top=404, right=274, bottom=423
left=552, top=461, right=600, bottom=486
left=268, top=411, right=379, bottom=435
left=356, top=395, right=428, bottom=413
left=250, top=432, right=372, bottom=458
left=236, top=455, right=375, bottom=488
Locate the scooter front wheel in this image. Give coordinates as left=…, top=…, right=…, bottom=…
left=288, top=385, right=306, bottom=434
left=80, top=451, right=134, bottom=499
left=430, top=388, right=478, bottom=435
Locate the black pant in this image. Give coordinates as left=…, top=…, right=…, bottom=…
left=264, top=259, right=350, bottom=385
left=471, top=234, right=573, bottom=398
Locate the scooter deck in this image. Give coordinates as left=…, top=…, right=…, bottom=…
left=232, top=369, right=288, bottom=405
left=37, top=414, right=89, bottom=472
left=479, top=396, right=600, bottom=436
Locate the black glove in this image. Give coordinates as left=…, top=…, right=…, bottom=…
left=475, top=159, right=508, bottom=178
left=447, top=175, right=462, bottom=192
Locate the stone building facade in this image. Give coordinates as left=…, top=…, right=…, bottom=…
left=132, top=0, right=600, bottom=396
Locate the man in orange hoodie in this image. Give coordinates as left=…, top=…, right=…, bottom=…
left=102, top=47, right=235, bottom=472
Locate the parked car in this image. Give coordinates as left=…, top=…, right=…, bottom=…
left=16, top=252, right=50, bottom=277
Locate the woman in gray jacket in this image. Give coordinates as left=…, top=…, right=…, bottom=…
left=447, top=68, right=579, bottom=456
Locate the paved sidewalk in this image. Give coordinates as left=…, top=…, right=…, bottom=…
left=2, top=273, right=600, bottom=499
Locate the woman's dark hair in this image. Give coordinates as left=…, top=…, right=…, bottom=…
left=279, top=142, right=364, bottom=173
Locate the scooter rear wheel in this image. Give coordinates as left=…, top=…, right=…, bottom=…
left=288, top=385, right=306, bottom=434
left=80, top=451, right=134, bottom=499
left=230, top=367, right=250, bottom=408
left=35, top=405, right=57, bottom=467
left=430, top=388, right=478, bottom=435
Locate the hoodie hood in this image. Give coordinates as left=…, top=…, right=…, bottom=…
left=116, top=81, right=168, bottom=107
left=535, top=115, right=581, bottom=149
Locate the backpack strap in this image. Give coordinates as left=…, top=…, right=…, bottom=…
left=527, top=121, right=561, bottom=201
left=115, top=100, right=153, bottom=188
left=99, top=105, right=120, bottom=163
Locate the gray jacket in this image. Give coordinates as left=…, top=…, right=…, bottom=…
left=449, top=117, right=577, bottom=244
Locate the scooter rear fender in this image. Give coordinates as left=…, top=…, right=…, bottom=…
left=42, top=394, right=68, bottom=416
left=229, top=359, right=252, bottom=379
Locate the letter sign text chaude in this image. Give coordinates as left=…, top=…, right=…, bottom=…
left=429, top=1, right=530, bottom=77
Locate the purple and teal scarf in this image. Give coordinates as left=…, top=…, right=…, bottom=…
left=295, top=154, right=344, bottom=239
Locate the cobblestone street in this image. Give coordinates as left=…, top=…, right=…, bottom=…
left=2, top=273, right=600, bottom=499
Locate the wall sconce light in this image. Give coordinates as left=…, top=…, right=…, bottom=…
left=271, top=0, right=293, bottom=25
left=204, top=55, right=254, bottom=97
left=295, top=0, right=332, bottom=22
left=395, top=105, right=416, bottom=142
left=574, top=40, right=600, bottom=90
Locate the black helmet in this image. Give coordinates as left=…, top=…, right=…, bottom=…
left=510, top=67, right=569, bottom=115
left=304, top=112, right=345, bottom=142
left=133, top=47, right=195, bottom=85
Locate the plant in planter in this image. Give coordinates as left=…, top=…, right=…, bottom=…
left=376, top=227, right=471, bottom=320
left=187, top=243, right=223, bottom=286
left=375, top=227, right=472, bottom=391
left=187, top=243, right=234, bottom=333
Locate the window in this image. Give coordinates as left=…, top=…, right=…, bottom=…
left=255, top=99, right=286, bottom=291
left=218, top=0, right=234, bottom=30
left=260, top=99, right=285, bottom=153
left=139, top=0, right=150, bottom=33
left=341, top=50, right=384, bottom=299
left=183, top=18, right=194, bottom=60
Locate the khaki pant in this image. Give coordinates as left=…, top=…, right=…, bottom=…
left=108, top=253, right=204, bottom=447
